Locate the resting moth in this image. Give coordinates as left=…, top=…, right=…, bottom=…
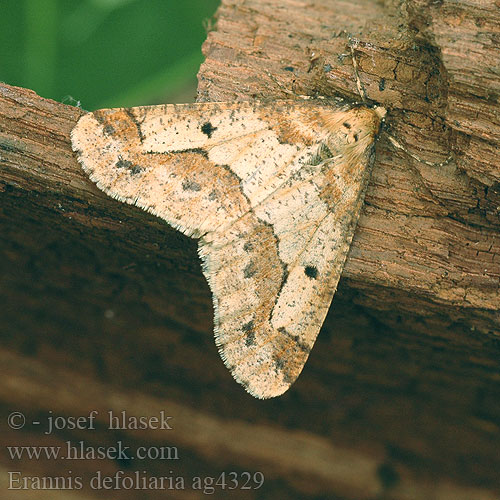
left=71, top=96, right=387, bottom=398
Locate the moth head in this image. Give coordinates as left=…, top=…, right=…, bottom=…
left=321, top=105, right=386, bottom=151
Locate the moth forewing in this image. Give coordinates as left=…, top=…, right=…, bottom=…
left=71, top=100, right=385, bottom=398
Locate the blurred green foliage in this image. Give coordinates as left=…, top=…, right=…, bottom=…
left=1, top=0, right=220, bottom=109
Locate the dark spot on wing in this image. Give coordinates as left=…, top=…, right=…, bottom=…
left=278, top=327, right=311, bottom=354
left=103, top=124, right=115, bottom=135
left=115, top=157, right=144, bottom=175
left=243, top=241, right=253, bottom=253
left=304, top=265, right=318, bottom=279
left=242, top=321, right=255, bottom=347
left=283, top=66, right=295, bottom=72
left=208, top=190, right=218, bottom=201
left=272, top=354, right=294, bottom=384
left=282, top=370, right=294, bottom=384
left=129, top=165, right=144, bottom=175
left=182, top=179, right=202, bottom=191
left=353, top=133, right=359, bottom=142
left=116, top=158, right=133, bottom=169
left=243, top=261, right=257, bottom=279
left=343, top=122, right=351, bottom=129
left=274, top=355, right=285, bottom=371
left=379, top=78, right=386, bottom=91
left=201, top=121, right=217, bottom=138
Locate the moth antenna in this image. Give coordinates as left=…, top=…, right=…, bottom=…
left=386, top=133, right=454, bottom=168
left=348, top=41, right=368, bottom=103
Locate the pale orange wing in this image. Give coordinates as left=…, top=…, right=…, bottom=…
left=71, top=100, right=383, bottom=398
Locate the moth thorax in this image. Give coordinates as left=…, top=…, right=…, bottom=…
left=342, top=106, right=386, bottom=143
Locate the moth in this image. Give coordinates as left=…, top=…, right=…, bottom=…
left=72, top=95, right=387, bottom=399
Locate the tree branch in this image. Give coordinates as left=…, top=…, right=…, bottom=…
left=0, top=0, right=499, bottom=498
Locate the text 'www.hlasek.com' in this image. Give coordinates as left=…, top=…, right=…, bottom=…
left=6, top=410, right=265, bottom=494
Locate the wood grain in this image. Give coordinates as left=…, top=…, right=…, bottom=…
left=0, top=0, right=499, bottom=498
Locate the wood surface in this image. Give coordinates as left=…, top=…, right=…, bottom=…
left=0, top=0, right=499, bottom=498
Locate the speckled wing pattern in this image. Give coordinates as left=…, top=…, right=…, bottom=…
left=71, top=99, right=385, bottom=398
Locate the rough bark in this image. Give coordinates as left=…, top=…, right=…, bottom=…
left=0, top=0, right=499, bottom=499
